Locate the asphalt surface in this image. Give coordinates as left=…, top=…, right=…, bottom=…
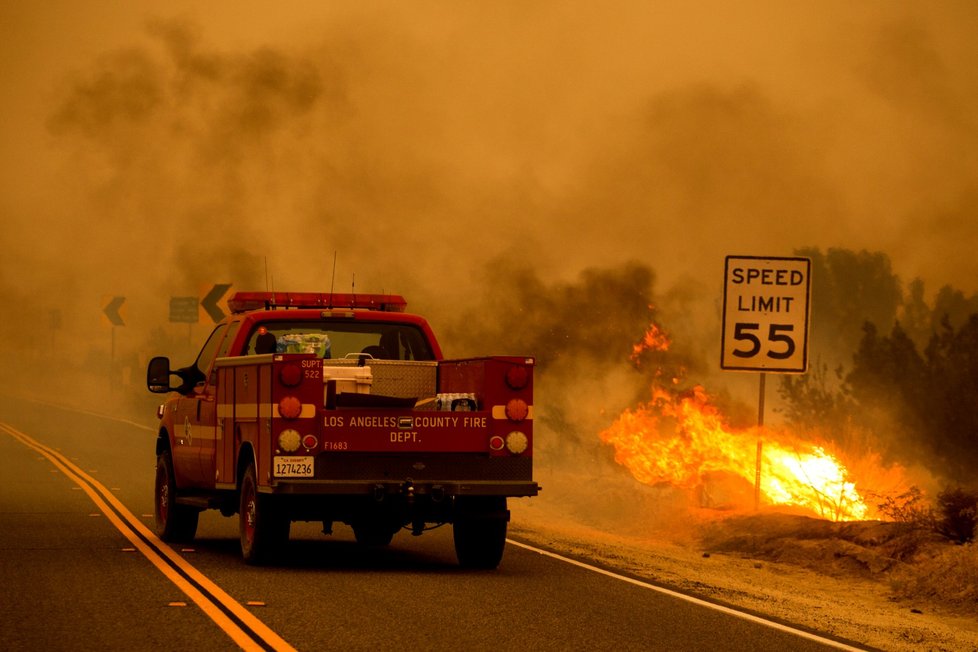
left=0, top=394, right=867, bottom=651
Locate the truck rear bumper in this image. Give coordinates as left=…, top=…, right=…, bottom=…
left=308, top=452, right=534, bottom=483
left=266, top=479, right=540, bottom=498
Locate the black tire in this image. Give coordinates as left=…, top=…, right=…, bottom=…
left=453, top=496, right=508, bottom=569
left=154, top=450, right=199, bottom=542
left=239, top=462, right=289, bottom=565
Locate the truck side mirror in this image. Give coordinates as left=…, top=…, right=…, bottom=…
left=147, top=356, right=173, bottom=393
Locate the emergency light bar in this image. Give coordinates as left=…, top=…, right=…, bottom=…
left=228, top=292, right=407, bottom=314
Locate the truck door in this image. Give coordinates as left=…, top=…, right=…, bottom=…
left=172, top=390, right=217, bottom=487
left=172, top=324, right=228, bottom=488
left=199, top=320, right=240, bottom=486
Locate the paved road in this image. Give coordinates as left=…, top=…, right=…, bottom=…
left=0, top=395, right=866, bottom=651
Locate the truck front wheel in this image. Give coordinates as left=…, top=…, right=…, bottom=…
left=154, top=450, right=199, bottom=542
left=453, top=496, right=508, bottom=569
left=239, top=463, right=289, bottom=564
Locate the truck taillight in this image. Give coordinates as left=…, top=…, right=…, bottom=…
left=505, top=398, right=529, bottom=422
left=278, top=429, right=318, bottom=452
left=505, top=363, right=531, bottom=390
left=278, top=429, right=301, bottom=452
left=278, top=396, right=302, bottom=419
left=505, top=431, right=528, bottom=455
left=279, top=363, right=302, bottom=387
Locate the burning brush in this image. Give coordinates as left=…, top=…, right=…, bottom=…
left=601, top=319, right=873, bottom=521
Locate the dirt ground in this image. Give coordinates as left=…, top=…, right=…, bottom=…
left=509, top=472, right=978, bottom=652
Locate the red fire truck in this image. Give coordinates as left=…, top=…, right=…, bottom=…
left=146, top=291, right=538, bottom=568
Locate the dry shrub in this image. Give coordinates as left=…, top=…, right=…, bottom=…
left=889, top=542, right=978, bottom=609
left=935, top=486, right=978, bottom=544
left=876, top=486, right=933, bottom=528
left=875, top=486, right=936, bottom=559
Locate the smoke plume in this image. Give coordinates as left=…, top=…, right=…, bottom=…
left=3, top=3, right=978, bottom=526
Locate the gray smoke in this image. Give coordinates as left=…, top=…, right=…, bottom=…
left=2, top=4, right=977, bottom=510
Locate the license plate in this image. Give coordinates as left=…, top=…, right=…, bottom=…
left=273, top=456, right=314, bottom=478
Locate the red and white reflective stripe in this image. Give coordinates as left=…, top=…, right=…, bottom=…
left=217, top=403, right=315, bottom=419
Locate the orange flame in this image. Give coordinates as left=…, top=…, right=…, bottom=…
left=630, top=320, right=671, bottom=364
left=600, top=384, right=872, bottom=521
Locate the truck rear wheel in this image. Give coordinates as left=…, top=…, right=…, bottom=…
left=453, top=496, right=508, bottom=569
left=154, top=450, right=199, bottom=542
left=239, top=463, right=289, bottom=565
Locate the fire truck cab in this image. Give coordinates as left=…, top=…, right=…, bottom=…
left=147, top=291, right=538, bottom=568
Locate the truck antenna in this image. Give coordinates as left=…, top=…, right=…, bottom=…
left=328, top=251, right=337, bottom=308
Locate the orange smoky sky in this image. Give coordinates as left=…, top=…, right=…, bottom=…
left=2, top=1, right=978, bottom=351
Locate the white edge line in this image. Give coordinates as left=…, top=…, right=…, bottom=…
left=506, top=538, right=867, bottom=652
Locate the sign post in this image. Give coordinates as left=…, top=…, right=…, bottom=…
left=101, top=295, right=127, bottom=393
left=721, top=255, right=811, bottom=509
left=170, top=296, right=199, bottom=345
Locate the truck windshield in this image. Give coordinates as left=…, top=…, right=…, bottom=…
left=244, top=321, right=435, bottom=361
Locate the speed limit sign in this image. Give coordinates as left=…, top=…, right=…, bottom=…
left=721, top=255, right=811, bottom=373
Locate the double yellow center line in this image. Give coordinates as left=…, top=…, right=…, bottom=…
left=0, top=422, right=296, bottom=652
